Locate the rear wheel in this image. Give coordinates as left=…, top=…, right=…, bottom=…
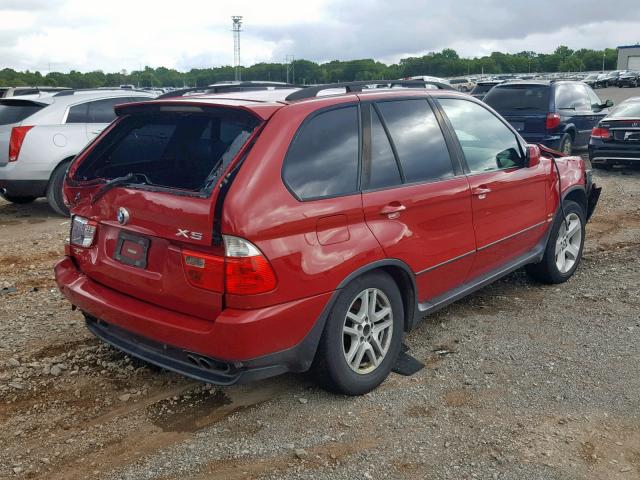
left=526, top=200, right=585, bottom=284
left=0, top=193, right=36, bottom=204
left=558, top=134, right=573, bottom=155
left=46, top=160, right=71, bottom=216
left=312, top=271, right=404, bottom=395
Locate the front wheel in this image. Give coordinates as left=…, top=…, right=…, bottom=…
left=311, top=271, right=404, bottom=395
left=526, top=200, right=585, bottom=284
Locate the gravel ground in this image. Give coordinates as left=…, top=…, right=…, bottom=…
left=1, top=87, right=639, bottom=480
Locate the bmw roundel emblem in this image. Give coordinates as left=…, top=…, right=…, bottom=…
left=117, top=207, right=130, bottom=225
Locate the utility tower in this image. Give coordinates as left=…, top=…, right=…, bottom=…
left=232, top=16, right=243, bottom=81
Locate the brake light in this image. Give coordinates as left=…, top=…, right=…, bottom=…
left=182, top=250, right=224, bottom=292
left=70, top=216, right=98, bottom=247
left=591, top=127, right=610, bottom=139
left=181, top=236, right=276, bottom=295
left=8, top=126, right=33, bottom=162
left=546, top=113, right=561, bottom=130
left=224, top=236, right=277, bottom=295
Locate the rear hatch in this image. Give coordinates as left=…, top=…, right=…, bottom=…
left=0, top=99, right=47, bottom=165
left=483, top=84, right=550, bottom=137
left=66, top=101, right=274, bottom=321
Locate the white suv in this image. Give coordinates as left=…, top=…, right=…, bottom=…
left=0, top=89, right=155, bottom=215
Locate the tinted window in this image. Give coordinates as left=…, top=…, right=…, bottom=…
left=555, top=84, right=591, bottom=111
left=0, top=102, right=43, bottom=125
left=66, top=103, right=89, bottom=123
left=471, top=83, right=499, bottom=95
left=376, top=99, right=453, bottom=183
left=87, top=97, right=127, bottom=123
left=73, top=110, right=259, bottom=192
left=484, top=85, right=550, bottom=112
left=609, top=101, right=640, bottom=118
left=368, top=108, right=402, bottom=189
left=438, top=98, right=525, bottom=173
left=283, top=106, right=359, bottom=200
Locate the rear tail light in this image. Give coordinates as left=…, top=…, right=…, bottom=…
left=224, top=236, right=277, bottom=295
left=180, top=236, right=277, bottom=295
left=545, top=113, right=561, bottom=130
left=8, top=126, right=33, bottom=162
left=591, top=127, right=610, bottom=139
left=70, top=216, right=98, bottom=247
left=182, top=250, right=224, bottom=292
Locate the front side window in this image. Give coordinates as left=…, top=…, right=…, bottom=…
left=375, top=99, right=453, bottom=183
left=555, top=84, right=591, bottom=111
left=438, top=98, right=525, bottom=174
left=283, top=106, right=359, bottom=200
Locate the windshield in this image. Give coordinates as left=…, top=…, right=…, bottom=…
left=0, top=102, right=44, bottom=125
left=73, top=109, right=260, bottom=193
left=484, top=85, right=550, bottom=112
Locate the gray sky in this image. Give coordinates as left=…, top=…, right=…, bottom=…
left=2, top=0, right=640, bottom=73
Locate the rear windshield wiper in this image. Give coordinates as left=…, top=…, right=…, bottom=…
left=91, top=172, right=152, bottom=204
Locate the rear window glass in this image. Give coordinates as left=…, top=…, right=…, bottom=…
left=73, top=110, right=259, bottom=193
left=471, top=83, right=499, bottom=95
left=283, top=105, right=359, bottom=200
left=609, top=102, right=640, bottom=118
left=0, top=102, right=43, bottom=125
left=484, top=85, right=550, bottom=112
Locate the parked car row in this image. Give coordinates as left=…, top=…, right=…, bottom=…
left=0, top=88, right=156, bottom=214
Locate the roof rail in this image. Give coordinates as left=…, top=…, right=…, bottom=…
left=284, top=79, right=454, bottom=102
left=53, top=87, right=152, bottom=97
left=157, top=82, right=301, bottom=100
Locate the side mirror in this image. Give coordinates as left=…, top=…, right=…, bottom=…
left=526, top=144, right=541, bottom=167
left=603, top=99, right=614, bottom=108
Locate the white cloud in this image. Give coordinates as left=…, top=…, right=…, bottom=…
left=0, top=0, right=639, bottom=73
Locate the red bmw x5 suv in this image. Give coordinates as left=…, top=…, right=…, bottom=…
left=54, top=81, right=600, bottom=395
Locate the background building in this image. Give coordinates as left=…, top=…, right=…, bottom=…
left=617, top=44, right=640, bottom=70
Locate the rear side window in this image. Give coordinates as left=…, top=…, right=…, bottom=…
left=484, top=85, right=550, bottom=112
left=66, top=103, right=89, bottom=123
left=368, top=108, right=402, bottom=189
left=0, top=102, right=43, bottom=125
left=73, top=109, right=259, bottom=193
left=376, top=99, right=453, bottom=183
left=283, top=106, right=359, bottom=200
left=471, top=83, right=498, bottom=95
left=87, top=98, right=127, bottom=123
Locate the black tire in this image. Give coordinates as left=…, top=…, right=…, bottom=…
left=526, top=200, right=585, bottom=284
left=46, top=160, right=71, bottom=216
left=0, top=193, right=36, bottom=204
left=558, top=133, right=573, bottom=155
left=311, top=271, right=404, bottom=396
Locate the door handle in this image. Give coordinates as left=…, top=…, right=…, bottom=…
left=379, top=202, right=406, bottom=219
left=472, top=186, right=492, bottom=199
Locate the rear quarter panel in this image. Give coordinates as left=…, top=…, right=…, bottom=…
left=222, top=97, right=387, bottom=310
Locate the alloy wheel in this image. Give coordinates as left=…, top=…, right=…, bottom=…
left=342, top=288, right=393, bottom=375
left=555, top=212, right=582, bottom=274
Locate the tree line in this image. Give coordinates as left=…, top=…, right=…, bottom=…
left=0, top=46, right=620, bottom=88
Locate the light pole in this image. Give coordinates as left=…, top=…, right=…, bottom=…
left=602, top=51, right=606, bottom=72
left=232, top=16, right=243, bottom=81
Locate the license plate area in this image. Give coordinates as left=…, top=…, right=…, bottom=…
left=113, top=231, right=150, bottom=269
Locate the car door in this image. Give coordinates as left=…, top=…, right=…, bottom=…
left=554, top=83, right=594, bottom=147
left=585, top=86, right=609, bottom=127
left=435, top=97, right=548, bottom=280
left=360, top=98, right=476, bottom=301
